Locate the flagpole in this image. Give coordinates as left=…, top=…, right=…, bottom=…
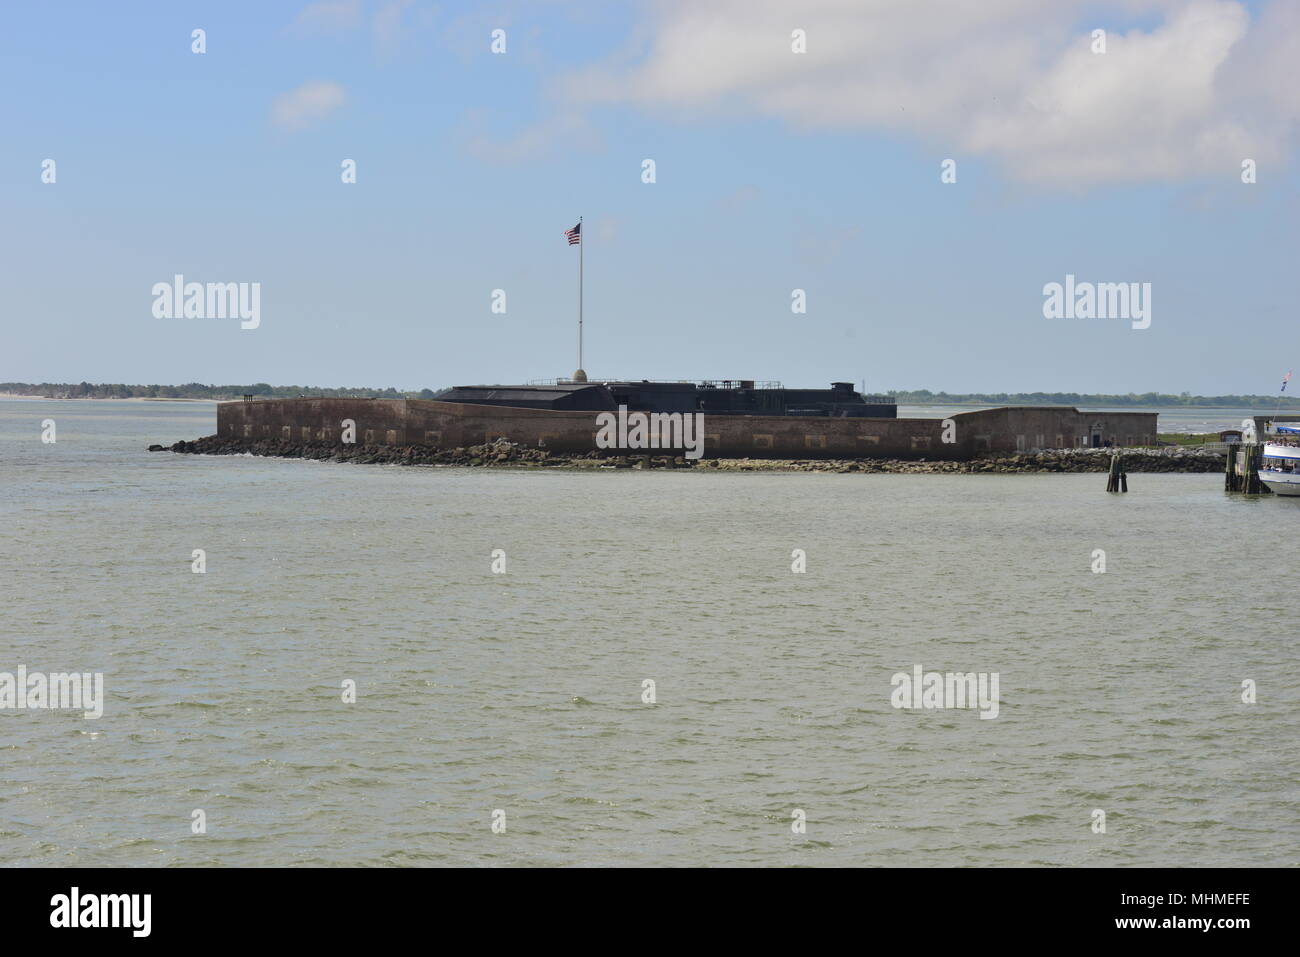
left=1271, top=370, right=1291, bottom=435
left=578, top=216, right=584, bottom=375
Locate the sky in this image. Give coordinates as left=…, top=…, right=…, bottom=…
left=2, top=0, right=1297, bottom=395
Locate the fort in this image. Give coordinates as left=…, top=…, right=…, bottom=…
left=214, top=394, right=1157, bottom=460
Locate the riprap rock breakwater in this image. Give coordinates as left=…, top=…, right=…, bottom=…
left=151, top=435, right=609, bottom=467
left=152, top=436, right=1224, bottom=473
left=700, top=447, right=1225, bottom=473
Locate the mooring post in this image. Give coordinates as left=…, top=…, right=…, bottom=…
left=1244, top=442, right=1270, bottom=494
left=1106, top=452, right=1120, bottom=492
left=1225, top=443, right=1237, bottom=492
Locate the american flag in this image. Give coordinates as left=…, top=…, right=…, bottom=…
left=1283, top=370, right=1293, bottom=392
left=565, top=222, right=581, bottom=245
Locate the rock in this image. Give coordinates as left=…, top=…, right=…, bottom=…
left=152, top=437, right=1227, bottom=475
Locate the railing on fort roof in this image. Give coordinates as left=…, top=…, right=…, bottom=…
left=524, top=378, right=896, bottom=404
left=528, top=377, right=786, bottom=389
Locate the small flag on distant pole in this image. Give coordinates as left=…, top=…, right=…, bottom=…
left=1283, top=370, right=1293, bottom=392
left=567, top=218, right=584, bottom=375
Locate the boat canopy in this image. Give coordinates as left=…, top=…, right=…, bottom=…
left=1263, top=443, right=1300, bottom=460
left=1275, top=424, right=1300, bottom=434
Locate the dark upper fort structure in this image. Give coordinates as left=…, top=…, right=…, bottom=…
left=434, top=379, right=898, bottom=417
left=216, top=378, right=1158, bottom=460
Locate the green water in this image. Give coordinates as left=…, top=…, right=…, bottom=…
left=1, top=399, right=1296, bottom=866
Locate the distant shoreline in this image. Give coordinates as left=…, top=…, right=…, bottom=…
left=2, top=382, right=1300, bottom=408
left=0, top=393, right=212, bottom=402
left=2, top=390, right=1297, bottom=410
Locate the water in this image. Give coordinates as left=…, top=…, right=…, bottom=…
left=2, top=399, right=1297, bottom=867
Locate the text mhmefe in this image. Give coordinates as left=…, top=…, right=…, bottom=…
left=595, top=406, right=705, bottom=459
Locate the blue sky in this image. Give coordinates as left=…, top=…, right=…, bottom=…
left=2, top=0, right=1297, bottom=394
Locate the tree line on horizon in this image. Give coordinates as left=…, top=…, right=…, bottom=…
left=3, top=381, right=1299, bottom=409
left=886, top=389, right=1300, bottom=409
left=0, top=382, right=442, bottom=400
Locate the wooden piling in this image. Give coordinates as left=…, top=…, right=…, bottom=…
left=1227, top=442, right=1273, bottom=494
left=1246, top=443, right=1271, bottom=494
left=1106, top=452, right=1124, bottom=492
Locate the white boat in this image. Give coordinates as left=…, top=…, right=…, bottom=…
left=1261, top=425, right=1300, bottom=496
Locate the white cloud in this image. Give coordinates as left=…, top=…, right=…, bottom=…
left=373, top=0, right=416, bottom=59
left=559, top=0, right=1300, bottom=185
left=290, top=0, right=363, bottom=34
left=460, top=111, right=604, bottom=165
left=289, top=0, right=436, bottom=59
left=271, top=81, right=347, bottom=131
